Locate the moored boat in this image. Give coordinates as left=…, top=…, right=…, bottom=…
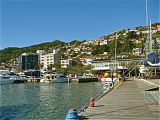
left=0, top=70, right=15, bottom=84
left=40, top=73, right=69, bottom=83
left=101, top=71, right=120, bottom=85
left=53, top=74, right=69, bottom=83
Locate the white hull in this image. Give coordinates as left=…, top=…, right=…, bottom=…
left=40, top=74, right=69, bottom=83
left=53, top=77, right=69, bottom=83
left=147, top=61, right=160, bottom=67
left=40, top=79, right=54, bottom=83
left=101, top=77, right=119, bottom=84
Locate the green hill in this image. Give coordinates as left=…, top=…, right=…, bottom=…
left=0, top=23, right=160, bottom=65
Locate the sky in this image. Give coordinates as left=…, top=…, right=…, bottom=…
left=0, top=0, right=159, bottom=49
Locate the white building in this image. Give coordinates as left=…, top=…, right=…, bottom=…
left=91, top=60, right=125, bottom=71
left=132, top=48, right=142, bottom=56
left=61, top=59, right=73, bottom=68
left=38, top=50, right=61, bottom=70
left=99, top=40, right=108, bottom=45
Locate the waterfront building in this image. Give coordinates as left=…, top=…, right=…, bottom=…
left=19, top=53, right=39, bottom=70
left=38, top=50, right=61, bottom=70
left=90, top=60, right=129, bottom=76
left=91, top=60, right=124, bottom=71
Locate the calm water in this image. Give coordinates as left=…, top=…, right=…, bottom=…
left=0, top=82, right=102, bottom=120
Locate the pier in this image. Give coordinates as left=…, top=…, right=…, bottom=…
left=80, top=78, right=159, bottom=120
left=70, top=77, right=99, bottom=83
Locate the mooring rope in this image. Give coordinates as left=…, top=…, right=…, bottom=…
left=77, top=67, right=138, bottom=114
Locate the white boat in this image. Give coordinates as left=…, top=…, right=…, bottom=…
left=40, top=73, right=69, bottom=83
left=40, top=73, right=54, bottom=83
left=53, top=74, right=69, bottom=83
left=0, top=70, right=15, bottom=84
left=18, top=72, right=27, bottom=80
left=0, top=70, right=25, bottom=84
left=101, top=72, right=120, bottom=85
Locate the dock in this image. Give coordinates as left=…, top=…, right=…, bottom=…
left=80, top=78, right=159, bottom=120
left=70, top=77, right=99, bottom=83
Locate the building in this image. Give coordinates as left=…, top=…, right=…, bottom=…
left=90, top=60, right=129, bottom=76
left=39, top=50, right=61, bottom=70
left=99, top=40, right=108, bottom=45
left=61, top=59, right=74, bottom=68
left=19, top=53, right=39, bottom=70
left=91, top=60, right=124, bottom=71
left=132, top=48, right=142, bottom=56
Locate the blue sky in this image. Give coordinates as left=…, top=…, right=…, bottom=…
left=1, top=0, right=159, bottom=49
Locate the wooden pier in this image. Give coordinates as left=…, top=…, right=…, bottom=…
left=80, top=78, right=159, bottom=120
left=70, top=77, right=99, bottom=83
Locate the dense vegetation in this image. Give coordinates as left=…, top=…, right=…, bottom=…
left=0, top=40, right=66, bottom=64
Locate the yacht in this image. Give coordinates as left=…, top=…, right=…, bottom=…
left=0, top=70, right=15, bottom=84
left=53, top=74, right=69, bottom=83
left=40, top=73, right=69, bottom=83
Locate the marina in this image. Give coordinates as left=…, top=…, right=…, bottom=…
left=0, top=0, right=160, bottom=119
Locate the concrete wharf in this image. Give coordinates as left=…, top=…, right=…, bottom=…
left=80, top=78, right=159, bottom=120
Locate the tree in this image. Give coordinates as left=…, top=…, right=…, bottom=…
left=91, top=45, right=109, bottom=55
left=47, top=64, right=54, bottom=72
left=127, top=31, right=138, bottom=39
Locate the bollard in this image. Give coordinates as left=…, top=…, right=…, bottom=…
left=65, top=109, right=80, bottom=120
left=88, top=97, right=95, bottom=108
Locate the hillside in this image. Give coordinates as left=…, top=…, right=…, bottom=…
left=0, top=23, right=160, bottom=65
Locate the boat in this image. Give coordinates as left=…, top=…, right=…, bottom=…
left=101, top=71, right=120, bottom=85
left=0, top=70, right=25, bottom=84
left=139, top=1, right=160, bottom=78
left=40, top=73, right=54, bottom=83
left=53, top=74, right=69, bottom=83
left=0, top=70, right=15, bottom=84
left=40, top=73, right=69, bottom=83
left=18, top=72, right=27, bottom=80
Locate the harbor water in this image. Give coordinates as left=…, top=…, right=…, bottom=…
left=0, top=82, right=101, bottom=120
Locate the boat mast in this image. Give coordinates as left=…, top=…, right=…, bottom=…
left=146, top=0, right=148, bottom=28
left=115, top=32, right=117, bottom=70
left=145, top=0, right=149, bottom=59
left=149, top=18, right=153, bottom=53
